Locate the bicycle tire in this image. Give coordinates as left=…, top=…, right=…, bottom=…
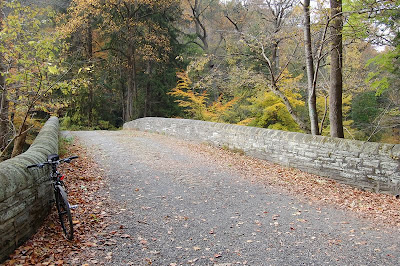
left=55, top=185, right=74, bottom=240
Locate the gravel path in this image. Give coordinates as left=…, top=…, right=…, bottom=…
left=71, top=130, right=400, bottom=265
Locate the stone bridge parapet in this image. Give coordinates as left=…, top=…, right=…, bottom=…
left=0, top=117, right=59, bottom=262
left=124, top=117, right=400, bottom=196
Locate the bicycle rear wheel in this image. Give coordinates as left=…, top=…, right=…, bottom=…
left=55, top=185, right=74, bottom=240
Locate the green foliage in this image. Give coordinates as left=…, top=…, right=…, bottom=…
left=366, top=46, right=400, bottom=96
left=243, top=91, right=302, bottom=132
left=59, top=135, right=74, bottom=156
left=0, top=1, right=76, bottom=157
left=351, top=91, right=380, bottom=128
left=1, top=1, right=71, bottom=115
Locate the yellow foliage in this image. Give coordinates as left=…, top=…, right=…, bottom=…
left=277, top=69, right=303, bottom=93
left=1, top=2, right=69, bottom=140
left=169, top=71, right=239, bottom=122
left=169, top=70, right=208, bottom=120
left=237, top=117, right=255, bottom=126
left=207, top=96, right=239, bottom=122
left=275, top=70, right=305, bottom=109
left=245, top=90, right=301, bottom=132
left=242, top=69, right=305, bottom=132
left=342, top=94, right=353, bottom=116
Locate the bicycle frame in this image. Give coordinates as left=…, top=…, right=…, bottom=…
left=50, top=165, right=65, bottom=188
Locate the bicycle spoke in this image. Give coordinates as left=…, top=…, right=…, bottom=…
left=55, top=186, right=74, bottom=240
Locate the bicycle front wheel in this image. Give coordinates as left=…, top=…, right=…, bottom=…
left=55, top=185, right=74, bottom=240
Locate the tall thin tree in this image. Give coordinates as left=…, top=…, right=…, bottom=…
left=302, top=0, right=319, bottom=135
left=0, top=0, right=10, bottom=151
left=329, top=0, right=344, bottom=138
left=86, top=17, right=94, bottom=126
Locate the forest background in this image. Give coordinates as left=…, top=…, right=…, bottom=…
left=0, top=0, right=399, bottom=160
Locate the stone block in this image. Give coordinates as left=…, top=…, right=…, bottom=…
left=0, top=229, right=17, bottom=259
left=357, top=166, right=375, bottom=175
left=0, top=202, right=26, bottom=223
left=339, top=171, right=357, bottom=180
left=15, top=211, right=29, bottom=228
left=391, top=144, right=400, bottom=159
left=298, top=133, right=313, bottom=144
left=366, top=174, right=389, bottom=182
left=362, top=159, right=381, bottom=168
left=362, top=142, right=381, bottom=155
left=380, top=161, right=399, bottom=171
left=320, top=137, right=343, bottom=149
left=0, top=217, right=14, bottom=236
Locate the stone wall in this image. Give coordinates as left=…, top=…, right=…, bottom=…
left=124, top=117, right=400, bottom=196
left=0, top=117, right=59, bottom=262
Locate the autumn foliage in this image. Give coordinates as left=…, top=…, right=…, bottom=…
left=0, top=0, right=399, bottom=161
left=169, top=70, right=239, bottom=122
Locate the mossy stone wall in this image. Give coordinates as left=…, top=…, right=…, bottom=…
left=0, top=117, right=59, bottom=262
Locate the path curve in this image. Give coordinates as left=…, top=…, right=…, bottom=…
left=72, top=130, right=400, bottom=265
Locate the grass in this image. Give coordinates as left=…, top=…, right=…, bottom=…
left=59, top=136, right=74, bottom=157
left=221, top=144, right=246, bottom=156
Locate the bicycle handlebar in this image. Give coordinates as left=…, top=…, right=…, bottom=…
left=27, top=163, right=45, bottom=169
left=26, top=156, right=79, bottom=169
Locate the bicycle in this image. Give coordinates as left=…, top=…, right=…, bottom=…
left=27, top=154, right=78, bottom=240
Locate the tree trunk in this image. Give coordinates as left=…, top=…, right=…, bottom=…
left=0, top=2, right=9, bottom=150
left=329, top=0, right=344, bottom=138
left=125, top=47, right=137, bottom=122
left=120, top=65, right=126, bottom=122
left=192, top=0, right=209, bottom=52
left=144, top=61, right=151, bottom=117
left=86, top=18, right=94, bottom=127
left=0, top=78, right=8, bottom=151
left=125, top=59, right=134, bottom=122
left=303, top=0, right=320, bottom=135
left=144, top=82, right=149, bottom=117
left=11, top=123, right=27, bottom=157
left=271, top=41, right=279, bottom=76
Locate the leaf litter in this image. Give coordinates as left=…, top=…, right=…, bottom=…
left=191, top=141, right=400, bottom=227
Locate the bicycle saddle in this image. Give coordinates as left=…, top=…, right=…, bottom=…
left=48, top=154, right=59, bottom=162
